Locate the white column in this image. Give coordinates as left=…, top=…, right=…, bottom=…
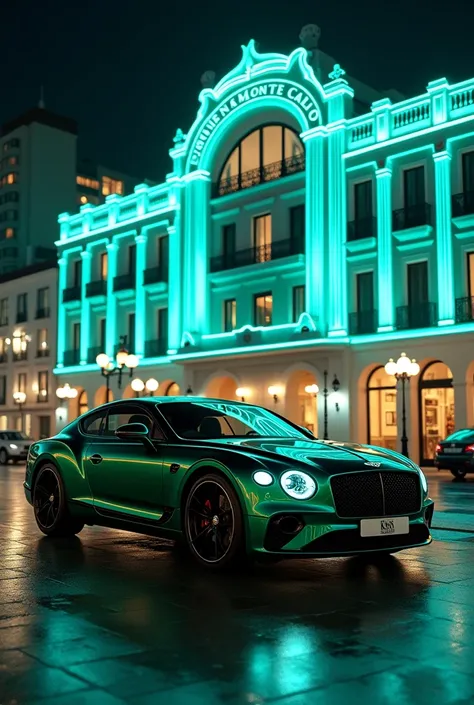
left=303, top=128, right=326, bottom=330
left=134, top=231, right=148, bottom=357
left=105, top=242, right=118, bottom=358
left=80, top=250, right=92, bottom=365
left=167, top=220, right=181, bottom=351
left=327, top=125, right=347, bottom=335
left=57, top=257, right=68, bottom=367
left=376, top=167, right=394, bottom=331
left=433, top=150, right=454, bottom=324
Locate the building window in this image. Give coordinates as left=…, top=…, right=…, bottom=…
left=73, top=322, right=81, bottom=351
left=292, top=286, right=305, bottom=322
left=36, top=287, right=50, bottom=318
left=38, top=371, right=49, bottom=402
left=77, top=390, right=89, bottom=416
left=5, top=227, right=15, bottom=239
left=73, top=259, right=82, bottom=287
left=253, top=214, right=272, bottom=262
left=16, top=293, right=27, bottom=323
left=102, top=176, right=124, bottom=196
left=158, top=308, right=168, bottom=341
left=224, top=299, right=237, bottom=332
left=37, top=329, right=48, bottom=357
left=0, top=375, right=6, bottom=405
left=76, top=175, right=100, bottom=190
left=0, top=298, right=8, bottom=326
left=99, top=318, right=106, bottom=350
left=419, top=361, right=455, bottom=466
left=356, top=272, right=374, bottom=312
left=0, top=337, right=6, bottom=362
left=17, top=373, right=26, bottom=394
left=404, top=166, right=425, bottom=207
left=38, top=416, right=51, bottom=439
left=6, top=173, right=17, bottom=185
left=222, top=224, right=236, bottom=258
left=158, top=236, right=169, bottom=278
left=3, top=138, right=20, bottom=152
left=100, top=252, right=108, bottom=279
left=290, top=205, right=305, bottom=248
left=218, top=125, right=304, bottom=196
left=462, top=152, right=474, bottom=194
left=128, top=244, right=136, bottom=274
left=128, top=313, right=136, bottom=353
left=354, top=180, right=373, bottom=221
left=407, top=261, right=428, bottom=306
left=367, top=367, right=397, bottom=450
left=254, top=293, right=272, bottom=327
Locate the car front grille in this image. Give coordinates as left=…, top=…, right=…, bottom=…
left=330, top=471, right=421, bottom=518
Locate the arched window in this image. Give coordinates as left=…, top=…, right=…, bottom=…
left=217, top=125, right=304, bottom=196
left=367, top=366, right=397, bottom=450
left=419, top=361, right=454, bottom=465
left=165, top=382, right=180, bottom=396
left=77, top=390, right=89, bottom=417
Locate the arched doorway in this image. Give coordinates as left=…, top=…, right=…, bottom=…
left=367, top=366, right=397, bottom=450
left=94, top=385, right=113, bottom=407
left=204, top=375, right=238, bottom=401
left=419, top=361, right=455, bottom=466
left=164, top=381, right=180, bottom=396
left=77, top=390, right=89, bottom=417
left=285, top=369, right=318, bottom=435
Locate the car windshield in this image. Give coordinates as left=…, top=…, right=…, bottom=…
left=444, top=429, right=474, bottom=442
left=1, top=431, right=31, bottom=441
left=158, top=401, right=308, bottom=440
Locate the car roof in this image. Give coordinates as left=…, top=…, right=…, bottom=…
left=95, top=397, right=247, bottom=407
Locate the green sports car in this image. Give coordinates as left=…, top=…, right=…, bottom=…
left=24, top=397, right=434, bottom=568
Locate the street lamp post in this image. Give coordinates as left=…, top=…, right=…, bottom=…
left=385, top=352, right=420, bottom=458
left=13, top=391, right=27, bottom=432
left=309, top=372, right=340, bottom=441
left=56, top=384, right=79, bottom=402
left=131, top=378, right=159, bottom=398
left=96, top=335, right=139, bottom=400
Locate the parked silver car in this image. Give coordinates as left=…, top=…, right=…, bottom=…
left=0, top=431, right=33, bottom=464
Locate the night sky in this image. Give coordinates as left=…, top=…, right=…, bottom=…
left=4, top=0, right=474, bottom=181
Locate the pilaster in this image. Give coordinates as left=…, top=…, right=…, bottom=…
left=376, top=166, right=394, bottom=331
left=134, top=232, right=148, bottom=357
left=79, top=250, right=92, bottom=364
left=433, top=150, right=454, bottom=324
left=105, top=241, right=118, bottom=358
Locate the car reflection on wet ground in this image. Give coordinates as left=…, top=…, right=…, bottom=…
left=1, top=466, right=474, bottom=705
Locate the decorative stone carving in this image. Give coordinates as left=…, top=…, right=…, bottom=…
left=200, top=71, right=216, bottom=89
left=173, top=129, right=186, bottom=145
left=299, top=24, right=321, bottom=50
left=329, top=64, right=346, bottom=81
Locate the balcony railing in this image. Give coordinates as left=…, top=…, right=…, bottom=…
left=113, top=273, right=135, bottom=292
left=36, top=348, right=50, bottom=358
left=0, top=353, right=7, bottom=363
left=144, top=339, right=168, bottom=358
left=63, top=286, right=81, bottom=303
left=86, top=280, right=107, bottom=297
left=396, top=302, right=437, bottom=330
left=455, top=296, right=474, bottom=323
left=144, top=265, right=169, bottom=285
left=210, top=237, right=304, bottom=273
left=452, top=190, right=474, bottom=218
left=16, top=311, right=27, bottom=323
left=12, top=350, right=27, bottom=362
left=349, top=309, right=378, bottom=335
left=347, top=217, right=376, bottom=241
left=88, top=346, right=102, bottom=364
left=214, top=152, right=305, bottom=197
left=37, top=393, right=49, bottom=403
left=36, top=307, right=50, bottom=319
left=63, top=349, right=80, bottom=366
left=392, top=203, right=432, bottom=231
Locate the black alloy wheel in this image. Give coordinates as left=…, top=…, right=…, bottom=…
left=33, top=465, right=84, bottom=537
left=0, top=448, right=8, bottom=465
left=184, top=474, right=244, bottom=568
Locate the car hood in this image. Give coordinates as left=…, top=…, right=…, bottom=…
left=197, top=437, right=417, bottom=475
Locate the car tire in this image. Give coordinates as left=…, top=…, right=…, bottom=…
left=0, top=448, right=9, bottom=465
left=33, top=464, right=84, bottom=537
left=450, top=469, right=467, bottom=480
left=183, top=473, right=245, bottom=570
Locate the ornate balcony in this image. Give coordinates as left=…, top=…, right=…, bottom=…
left=210, top=237, right=304, bottom=273
left=396, top=302, right=437, bottom=330
left=452, top=190, right=474, bottom=218
left=214, top=153, right=305, bottom=198
left=144, top=339, right=168, bottom=358
left=36, top=349, right=50, bottom=358
left=87, top=346, right=102, bottom=364
left=63, top=349, right=80, bottom=366
left=12, top=350, right=28, bottom=362
left=16, top=311, right=27, bottom=323
left=35, top=307, right=50, bottom=319
left=349, top=310, right=378, bottom=335
left=392, top=203, right=432, bottom=231
left=455, top=296, right=474, bottom=323
left=63, top=286, right=81, bottom=303
left=144, top=265, right=168, bottom=285
left=86, top=280, right=107, bottom=297
left=113, top=273, right=135, bottom=292
left=347, top=217, right=376, bottom=241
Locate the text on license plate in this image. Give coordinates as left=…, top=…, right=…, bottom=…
left=444, top=448, right=462, bottom=454
left=360, top=516, right=409, bottom=537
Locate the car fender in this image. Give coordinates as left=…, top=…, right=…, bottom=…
left=179, top=457, right=255, bottom=515
left=27, top=439, right=91, bottom=500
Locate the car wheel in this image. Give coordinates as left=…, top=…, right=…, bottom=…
left=33, top=464, right=84, bottom=537
left=450, top=469, right=467, bottom=480
left=184, top=473, right=245, bottom=569
left=0, top=448, right=9, bottom=465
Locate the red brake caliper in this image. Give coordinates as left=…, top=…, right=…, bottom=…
left=201, top=499, right=212, bottom=528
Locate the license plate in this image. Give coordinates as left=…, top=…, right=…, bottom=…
left=360, top=517, right=409, bottom=537
left=444, top=448, right=462, bottom=454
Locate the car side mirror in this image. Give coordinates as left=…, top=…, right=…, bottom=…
left=115, top=422, right=149, bottom=440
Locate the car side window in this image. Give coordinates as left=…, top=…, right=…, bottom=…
left=103, top=405, right=165, bottom=440
left=81, top=411, right=106, bottom=436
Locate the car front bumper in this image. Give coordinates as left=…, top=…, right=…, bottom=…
left=246, top=500, right=434, bottom=557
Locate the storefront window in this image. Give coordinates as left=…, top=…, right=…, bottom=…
left=367, top=366, right=397, bottom=450
left=419, top=361, right=454, bottom=465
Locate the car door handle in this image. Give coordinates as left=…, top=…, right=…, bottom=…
left=89, top=454, right=103, bottom=465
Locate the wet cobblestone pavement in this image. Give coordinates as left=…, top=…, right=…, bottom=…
left=1, top=465, right=474, bottom=705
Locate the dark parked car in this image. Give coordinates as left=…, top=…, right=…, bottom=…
left=435, top=429, right=474, bottom=478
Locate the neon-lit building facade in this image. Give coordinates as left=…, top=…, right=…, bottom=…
left=55, top=30, right=474, bottom=465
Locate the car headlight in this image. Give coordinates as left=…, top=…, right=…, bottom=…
left=419, top=468, right=428, bottom=494
left=280, top=470, right=316, bottom=500
left=253, top=471, right=274, bottom=486
left=9, top=444, right=18, bottom=450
